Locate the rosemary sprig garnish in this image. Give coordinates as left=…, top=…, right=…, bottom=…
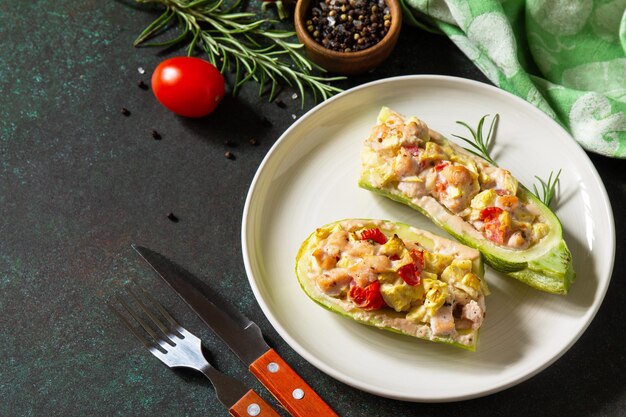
left=533, top=169, right=561, bottom=207
left=453, top=114, right=562, bottom=207
left=134, top=0, right=345, bottom=104
left=452, top=114, right=499, bottom=166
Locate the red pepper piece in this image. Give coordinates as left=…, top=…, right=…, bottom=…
left=402, top=145, right=421, bottom=156
left=435, top=161, right=450, bottom=172
left=479, top=206, right=504, bottom=222
left=348, top=280, right=386, bottom=310
left=360, top=228, right=388, bottom=244
left=480, top=207, right=506, bottom=244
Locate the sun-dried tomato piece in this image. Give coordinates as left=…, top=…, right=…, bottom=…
left=360, top=228, right=388, bottom=244
left=348, top=280, right=386, bottom=310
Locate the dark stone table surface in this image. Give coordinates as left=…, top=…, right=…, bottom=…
left=2, top=1, right=625, bottom=416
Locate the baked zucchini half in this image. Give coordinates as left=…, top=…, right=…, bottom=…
left=359, top=107, right=575, bottom=294
left=296, top=219, right=488, bottom=351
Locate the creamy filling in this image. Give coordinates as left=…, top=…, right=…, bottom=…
left=362, top=108, right=550, bottom=249
left=310, top=221, right=486, bottom=345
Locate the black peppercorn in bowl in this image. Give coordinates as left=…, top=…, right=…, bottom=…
left=294, top=0, right=401, bottom=75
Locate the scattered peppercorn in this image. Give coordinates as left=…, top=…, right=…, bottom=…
left=249, top=138, right=258, bottom=146
left=151, top=129, right=161, bottom=140
left=307, top=0, right=391, bottom=52
left=166, top=212, right=179, bottom=222
left=121, top=107, right=130, bottom=116
left=225, top=151, right=235, bottom=160
left=138, top=80, right=149, bottom=90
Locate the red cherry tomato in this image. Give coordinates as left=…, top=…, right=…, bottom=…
left=348, top=280, right=386, bottom=310
left=151, top=57, right=225, bottom=117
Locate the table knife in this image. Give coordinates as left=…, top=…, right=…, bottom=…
left=132, top=244, right=339, bottom=417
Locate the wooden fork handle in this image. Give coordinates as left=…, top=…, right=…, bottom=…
left=229, top=389, right=281, bottom=417
left=249, top=348, right=338, bottom=417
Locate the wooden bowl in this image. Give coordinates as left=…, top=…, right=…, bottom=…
left=294, top=0, right=402, bottom=75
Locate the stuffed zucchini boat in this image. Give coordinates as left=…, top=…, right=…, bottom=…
left=359, top=107, right=575, bottom=294
left=296, top=219, right=488, bottom=351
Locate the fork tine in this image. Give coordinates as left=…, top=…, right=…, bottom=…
left=116, top=293, right=173, bottom=350
left=135, top=283, right=183, bottom=338
left=109, top=302, right=153, bottom=349
left=126, top=285, right=175, bottom=342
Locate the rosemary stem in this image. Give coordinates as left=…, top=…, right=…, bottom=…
left=134, top=0, right=343, bottom=103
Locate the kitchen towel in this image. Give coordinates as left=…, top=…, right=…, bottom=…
left=402, top=0, right=626, bottom=158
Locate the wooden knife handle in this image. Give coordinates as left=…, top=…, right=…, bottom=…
left=249, top=348, right=338, bottom=417
left=229, top=389, right=281, bottom=417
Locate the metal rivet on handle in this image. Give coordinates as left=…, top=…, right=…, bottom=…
left=247, top=403, right=261, bottom=416
left=267, top=362, right=279, bottom=373
left=292, top=388, right=305, bottom=400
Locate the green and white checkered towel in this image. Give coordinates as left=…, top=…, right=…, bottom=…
left=401, top=0, right=626, bottom=158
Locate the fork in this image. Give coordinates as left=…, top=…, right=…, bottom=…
left=111, top=284, right=281, bottom=417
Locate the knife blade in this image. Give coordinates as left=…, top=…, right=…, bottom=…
left=132, top=244, right=338, bottom=417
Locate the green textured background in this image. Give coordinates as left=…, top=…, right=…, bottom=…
left=1, top=1, right=625, bottom=416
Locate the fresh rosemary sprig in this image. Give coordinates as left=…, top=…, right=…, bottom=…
left=134, top=0, right=344, bottom=104
left=261, top=0, right=290, bottom=20
left=453, top=114, right=563, bottom=206
left=452, top=114, right=499, bottom=166
left=533, top=169, right=561, bottom=207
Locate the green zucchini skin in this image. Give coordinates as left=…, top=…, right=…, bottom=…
left=359, top=142, right=575, bottom=295
left=295, top=219, right=486, bottom=351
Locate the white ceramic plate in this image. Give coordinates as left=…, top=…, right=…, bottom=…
left=241, top=75, right=615, bottom=402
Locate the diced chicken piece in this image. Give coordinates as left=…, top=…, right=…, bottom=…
left=316, top=269, right=352, bottom=296
left=402, top=119, right=429, bottom=145
left=441, top=165, right=479, bottom=193
left=495, top=194, right=519, bottom=212
left=492, top=167, right=518, bottom=195
left=313, top=230, right=350, bottom=269
left=363, top=255, right=391, bottom=273
left=460, top=300, right=484, bottom=330
left=367, top=124, right=398, bottom=158
left=507, top=231, right=529, bottom=249
left=345, top=240, right=376, bottom=258
left=325, top=230, right=350, bottom=251
left=312, top=249, right=338, bottom=270
left=348, top=262, right=378, bottom=287
left=397, top=180, right=425, bottom=199
left=452, top=287, right=472, bottom=306
left=369, top=124, right=387, bottom=144
left=394, top=148, right=421, bottom=177
left=436, top=165, right=480, bottom=213
left=430, top=304, right=455, bottom=336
